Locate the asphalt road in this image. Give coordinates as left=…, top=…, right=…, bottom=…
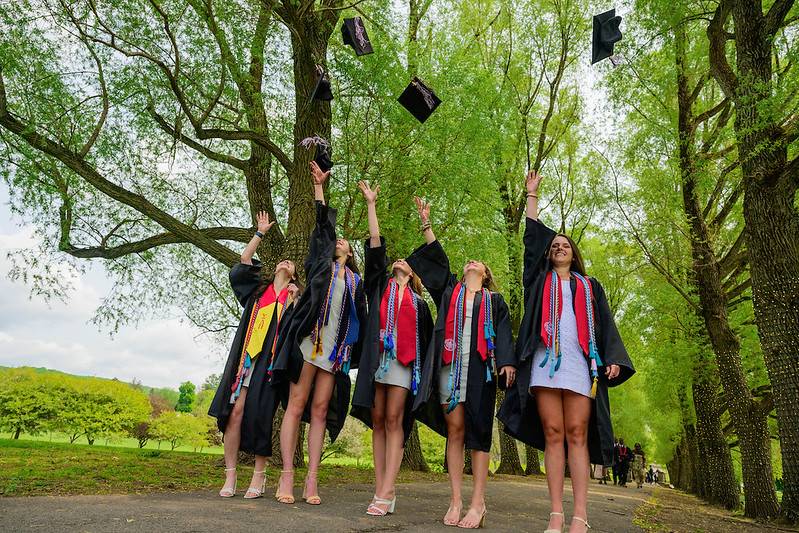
left=0, top=478, right=649, bottom=532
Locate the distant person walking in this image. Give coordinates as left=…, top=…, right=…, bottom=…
left=208, top=211, right=301, bottom=499
left=632, top=443, right=646, bottom=489
left=612, top=439, right=621, bottom=485
left=617, top=439, right=631, bottom=487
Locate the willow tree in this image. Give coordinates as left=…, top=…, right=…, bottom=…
left=0, top=0, right=345, bottom=461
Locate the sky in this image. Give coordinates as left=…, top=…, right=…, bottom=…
left=0, top=184, right=222, bottom=390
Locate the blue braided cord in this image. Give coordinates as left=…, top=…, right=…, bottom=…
left=411, top=291, right=421, bottom=396
left=573, top=272, right=603, bottom=378
left=446, top=285, right=465, bottom=413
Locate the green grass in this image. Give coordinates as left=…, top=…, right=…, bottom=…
left=0, top=439, right=447, bottom=497
left=3, top=431, right=224, bottom=455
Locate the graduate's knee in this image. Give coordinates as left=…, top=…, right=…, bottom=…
left=446, top=423, right=466, bottom=443
left=229, top=400, right=246, bottom=425
left=371, top=409, right=387, bottom=432
left=542, top=420, right=565, bottom=444
left=564, top=420, right=587, bottom=446
left=310, top=398, right=329, bottom=423
left=384, top=410, right=404, bottom=433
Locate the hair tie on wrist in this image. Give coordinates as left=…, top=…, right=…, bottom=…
left=255, top=230, right=264, bottom=239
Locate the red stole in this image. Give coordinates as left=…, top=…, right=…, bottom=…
left=442, top=282, right=491, bottom=365
left=540, top=273, right=594, bottom=357
left=379, top=280, right=418, bottom=366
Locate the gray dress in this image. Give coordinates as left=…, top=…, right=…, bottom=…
left=375, top=331, right=413, bottom=390
left=300, top=279, right=346, bottom=374
left=530, top=282, right=591, bottom=397
left=438, top=298, right=474, bottom=404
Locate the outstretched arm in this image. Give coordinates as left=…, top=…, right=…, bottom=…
left=311, top=161, right=329, bottom=205
left=241, top=211, right=275, bottom=265
left=359, top=180, right=381, bottom=248
left=526, top=170, right=542, bottom=220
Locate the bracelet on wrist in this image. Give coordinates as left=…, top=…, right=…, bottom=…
left=527, top=193, right=538, bottom=198
left=255, top=230, right=264, bottom=239
left=420, top=222, right=431, bottom=232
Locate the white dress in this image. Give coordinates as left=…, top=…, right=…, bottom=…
left=300, top=279, right=346, bottom=374
left=530, top=281, right=592, bottom=397
left=438, top=298, right=474, bottom=404
left=375, top=331, right=413, bottom=390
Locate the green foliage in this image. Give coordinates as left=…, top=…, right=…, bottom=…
left=175, top=381, right=196, bottom=413
left=150, top=411, right=208, bottom=451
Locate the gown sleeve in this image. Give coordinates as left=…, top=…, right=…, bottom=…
left=593, top=279, right=635, bottom=386
left=364, top=237, right=389, bottom=295
left=523, top=217, right=557, bottom=288
left=350, top=277, right=369, bottom=370
left=229, top=260, right=263, bottom=307
left=492, top=294, right=516, bottom=368
left=304, top=201, right=338, bottom=275
left=405, top=240, right=457, bottom=309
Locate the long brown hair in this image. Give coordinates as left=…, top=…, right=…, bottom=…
left=549, top=233, right=587, bottom=275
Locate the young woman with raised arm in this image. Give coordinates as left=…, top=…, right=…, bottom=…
left=350, top=181, right=434, bottom=516
left=270, top=162, right=367, bottom=505
left=498, top=171, right=635, bottom=533
left=208, top=211, right=301, bottom=499
left=405, top=196, right=517, bottom=529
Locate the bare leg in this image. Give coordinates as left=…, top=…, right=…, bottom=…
left=459, top=449, right=489, bottom=527
left=370, top=383, right=388, bottom=508
left=277, top=362, right=317, bottom=499
left=535, top=387, right=566, bottom=532
left=442, top=403, right=466, bottom=525
left=563, top=391, right=591, bottom=533
left=376, top=385, right=408, bottom=507
left=305, top=368, right=336, bottom=503
left=220, top=387, right=248, bottom=495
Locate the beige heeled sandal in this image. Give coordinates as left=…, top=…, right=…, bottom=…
left=243, top=470, right=266, bottom=499
left=544, top=511, right=565, bottom=533
left=274, top=469, right=295, bottom=504
left=218, top=467, right=237, bottom=498
left=302, top=471, right=321, bottom=505
left=571, top=516, right=591, bottom=531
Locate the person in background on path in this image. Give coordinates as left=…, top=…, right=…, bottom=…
left=350, top=181, right=434, bottom=516
left=497, top=171, right=634, bottom=533
left=632, top=443, right=646, bottom=489
left=406, top=195, right=517, bottom=528
left=271, top=161, right=367, bottom=506
left=208, top=211, right=301, bottom=499
left=617, top=438, right=631, bottom=487
left=612, top=438, right=621, bottom=485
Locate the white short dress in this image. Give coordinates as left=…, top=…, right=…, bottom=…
left=375, top=331, right=413, bottom=390
left=300, top=279, right=346, bottom=374
left=530, top=283, right=592, bottom=397
left=438, top=298, right=474, bottom=404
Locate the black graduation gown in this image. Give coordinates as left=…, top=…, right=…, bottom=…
left=497, top=217, right=635, bottom=466
left=350, top=237, right=435, bottom=444
left=405, top=240, right=515, bottom=453
left=271, top=201, right=367, bottom=443
left=208, top=260, right=292, bottom=457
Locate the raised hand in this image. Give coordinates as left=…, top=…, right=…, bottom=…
left=526, top=170, right=543, bottom=194
left=287, top=283, right=300, bottom=302
left=358, top=180, right=380, bottom=204
left=256, top=211, right=275, bottom=233
left=414, top=196, right=430, bottom=224
left=310, top=161, right=330, bottom=186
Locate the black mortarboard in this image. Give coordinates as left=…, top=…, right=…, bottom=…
left=397, top=77, right=441, bottom=123
left=310, top=65, right=333, bottom=101
left=299, top=136, right=333, bottom=172
left=591, top=9, right=622, bottom=64
left=342, top=17, right=373, bottom=56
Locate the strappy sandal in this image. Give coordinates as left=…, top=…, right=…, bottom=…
left=545, top=511, right=565, bottom=533
left=243, top=470, right=266, bottom=499
left=443, top=502, right=463, bottom=526
left=218, top=467, right=237, bottom=498
left=366, top=496, right=396, bottom=516
left=571, top=516, right=591, bottom=531
left=457, top=506, right=486, bottom=529
left=302, top=471, right=321, bottom=505
left=274, top=469, right=295, bottom=504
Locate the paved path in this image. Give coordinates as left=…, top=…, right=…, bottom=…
left=0, top=478, right=650, bottom=532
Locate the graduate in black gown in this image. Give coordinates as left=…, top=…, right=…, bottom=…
left=271, top=161, right=367, bottom=506
left=208, top=211, right=301, bottom=499
left=350, top=181, right=434, bottom=516
left=497, top=171, right=634, bottom=533
left=405, top=196, right=517, bottom=529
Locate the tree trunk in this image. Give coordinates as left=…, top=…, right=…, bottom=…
left=692, top=361, right=739, bottom=509
left=401, top=422, right=429, bottom=471
left=495, top=392, right=524, bottom=475
left=13, top=427, right=21, bottom=439
left=708, top=2, right=799, bottom=521
left=677, top=24, right=777, bottom=518
left=525, top=445, right=542, bottom=475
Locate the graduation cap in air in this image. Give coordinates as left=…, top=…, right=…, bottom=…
left=397, top=77, right=441, bottom=123
left=300, top=136, right=333, bottom=172
left=342, top=17, right=373, bottom=56
left=310, top=65, right=334, bottom=101
left=591, top=9, right=623, bottom=64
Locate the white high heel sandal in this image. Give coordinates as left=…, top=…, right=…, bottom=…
left=243, top=470, right=266, bottom=499
left=219, top=467, right=237, bottom=498
left=544, top=511, right=564, bottom=533
left=366, top=496, right=396, bottom=516
left=571, top=516, right=591, bottom=531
